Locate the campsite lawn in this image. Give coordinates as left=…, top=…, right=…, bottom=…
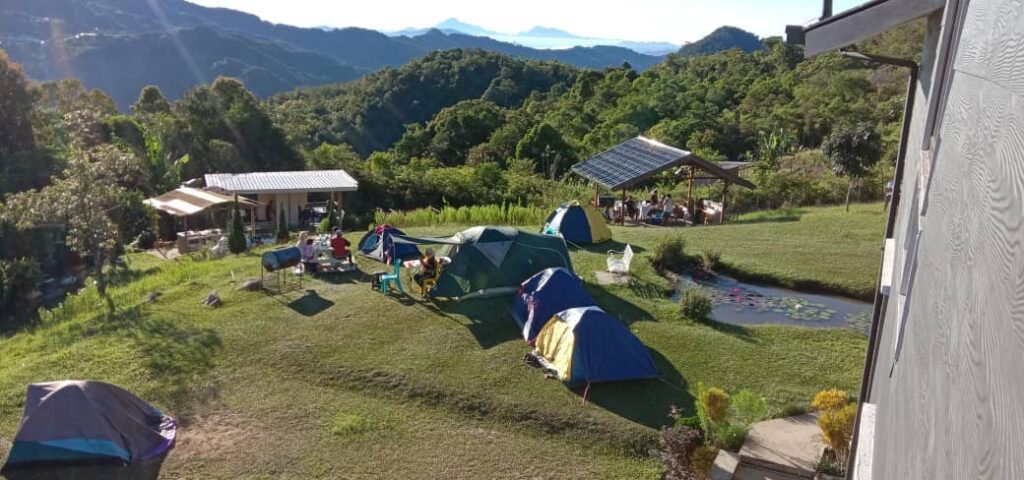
left=0, top=204, right=879, bottom=479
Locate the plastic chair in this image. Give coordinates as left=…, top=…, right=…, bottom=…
left=379, top=257, right=403, bottom=294
left=606, top=244, right=634, bottom=274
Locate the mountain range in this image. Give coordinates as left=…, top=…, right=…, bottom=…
left=0, top=0, right=764, bottom=110
left=388, top=18, right=681, bottom=55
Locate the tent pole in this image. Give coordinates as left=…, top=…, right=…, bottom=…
left=720, top=181, right=729, bottom=225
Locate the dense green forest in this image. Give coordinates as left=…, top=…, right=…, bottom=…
left=0, top=22, right=922, bottom=324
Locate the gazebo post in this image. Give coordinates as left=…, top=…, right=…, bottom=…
left=687, top=166, right=694, bottom=215
left=621, top=189, right=627, bottom=225
left=594, top=183, right=600, bottom=209
left=720, top=181, right=730, bottom=225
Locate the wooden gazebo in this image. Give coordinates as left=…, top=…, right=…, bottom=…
left=571, top=136, right=755, bottom=224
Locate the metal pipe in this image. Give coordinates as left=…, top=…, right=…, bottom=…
left=841, top=51, right=918, bottom=479
left=822, top=0, right=834, bottom=19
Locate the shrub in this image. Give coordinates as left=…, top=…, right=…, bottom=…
left=701, top=250, right=721, bottom=272
left=275, top=207, right=290, bottom=243
left=818, top=403, right=857, bottom=468
left=651, top=237, right=696, bottom=272
left=716, top=423, right=748, bottom=452
left=0, top=258, right=41, bottom=327
left=690, top=445, right=719, bottom=480
left=135, top=230, right=157, bottom=250
left=656, top=425, right=703, bottom=480
left=811, top=389, right=850, bottom=412
left=778, top=402, right=810, bottom=418
left=227, top=200, right=247, bottom=254
left=731, top=390, right=769, bottom=427
left=330, top=412, right=377, bottom=436
left=700, top=386, right=731, bottom=424
left=319, top=197, right=339, bottom=233
left=679, top=288, right=713, bottom=321
left=679, top=415, right=702, bottom=430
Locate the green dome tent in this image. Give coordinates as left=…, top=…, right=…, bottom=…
left=394, top=226, right=573, bottom=300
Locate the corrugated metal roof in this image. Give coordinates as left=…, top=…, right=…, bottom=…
left=571, top=137, right=755, bottom=190
left=204, top=170, right=358, bottom=194
left=144, top=187, right=258, bottom=217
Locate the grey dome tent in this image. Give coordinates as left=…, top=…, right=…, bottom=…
left=1, top=381, right=176, bottom=480
left=394, top=226, right=573, bottom=300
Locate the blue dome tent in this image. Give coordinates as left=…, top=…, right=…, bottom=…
left=1, top=381, right=176, bottom=479
left=512, top=268, right=596, bottom=344
left=542, top=201, right=612, bottom=244
left=533, top=306, right=658, bottom=386
left=357, top=224, right=420, bottom=263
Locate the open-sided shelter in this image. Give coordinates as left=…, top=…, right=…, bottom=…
left=542, top=201, right=612, bottom=244
left=205, top=170, right=357, bottom=228
left=395, top=226, right=572, bottom=300
left=1, top=381, right=176, bottom=479
left=512, top=268, right=597, bottom=344
left=533, top=306, right=658, bottom=385
left=571, top=136, right=754, bottom=224
left=357, top=224, right=420, bottom=263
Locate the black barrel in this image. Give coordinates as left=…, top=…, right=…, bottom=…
left=262, top=247, right=301, bottom=272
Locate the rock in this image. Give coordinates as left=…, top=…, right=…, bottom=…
left=202, top=291, right=222, bottom=307
left=145, top=291, right=162, bottom=303
left=238, top=278, right=263, bottom=291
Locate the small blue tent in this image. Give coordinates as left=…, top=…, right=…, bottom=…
left=534, top=306, right=658, bottom=385
left=512, top=268, right=596, bottom=344
left=357, top=224, right=420, bottom=263
left=542, top=201, right=612, bottom=244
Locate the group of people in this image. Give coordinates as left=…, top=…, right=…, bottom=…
left=299, top=228, right=352, bottom=274
left=602, top=191, right=711, bottom=225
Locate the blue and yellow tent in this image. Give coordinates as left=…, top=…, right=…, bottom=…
left=512, top=268, right=596, bottom=344
left=542, top=201, right=612, bottom=244
left=534, top=306, right=658, bottom=385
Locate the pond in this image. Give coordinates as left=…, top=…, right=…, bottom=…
left=673, top=271, right=872, bottom=334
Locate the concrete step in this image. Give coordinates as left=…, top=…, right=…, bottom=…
left=738, top=414, right=824, bottom=478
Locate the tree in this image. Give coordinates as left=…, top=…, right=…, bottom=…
left=276, top=207, right=289, bottom=243
left=823, top=121, right=883, bottom=211
left=132, top=85, right=172, bottom=116
left=306, top=143, right=360, bottom=170
left=515, top=123, right=575, bottom=179
left=227, top=199, right=247, bottom=254
left=0, top=51, right=36, bottom=155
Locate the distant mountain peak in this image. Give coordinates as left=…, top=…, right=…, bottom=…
left=677, top=26, right=762, bottom=57
left=520, top=26, right=575, bottom=38
left=434, top=18, right=493, bottom=36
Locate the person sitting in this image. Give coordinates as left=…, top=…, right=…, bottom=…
left=330, top=228, right=352, bottom=263
left=625, top=196, right=638, bottom=221
left=414, top=248, right=438, bottom=287
left=662, top=196, right=675, bottom=221
left=301, top=238, right=317, bottom=273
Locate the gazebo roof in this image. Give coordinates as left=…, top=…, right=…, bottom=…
left=144, top=187, right=257, bottom=217
left=571, top=137, right=755, bottom=190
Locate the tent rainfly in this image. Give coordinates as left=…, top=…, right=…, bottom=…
left=571, top=136, right=755, bottom=224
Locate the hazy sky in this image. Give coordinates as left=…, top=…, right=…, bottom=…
left=188, top=0, right=866, bottom=44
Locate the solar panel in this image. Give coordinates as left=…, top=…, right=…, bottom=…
left=571, top=136, right=756, bottom=190
left=571, top=137, right=692, bottom=190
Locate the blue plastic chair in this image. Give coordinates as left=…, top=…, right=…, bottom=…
left=379, top=257, right=403, bottom=294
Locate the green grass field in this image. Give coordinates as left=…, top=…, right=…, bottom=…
left=0, top=204, right=881, bottom=479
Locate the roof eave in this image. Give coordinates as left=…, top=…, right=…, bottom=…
left=789, top=0, right=944, bottom=57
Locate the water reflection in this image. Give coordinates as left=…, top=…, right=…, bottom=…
left=674, top=271, right=871, bottom=334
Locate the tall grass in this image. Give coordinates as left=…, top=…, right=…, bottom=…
left=374, top=203, right=550, bottom=228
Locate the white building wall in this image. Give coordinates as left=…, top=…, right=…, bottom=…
left=868, top=0, right=1024, bottom=477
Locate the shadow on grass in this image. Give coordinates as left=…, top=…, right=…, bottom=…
left=729, top=208, right=807, bottom=225
left=576, top=239, right=646, bottom=255
left=698, top=317, right=758, bottom=344
left=577, top=349, right=693, bottom=429
left=434, top=296, right=520, bottom=349
left=284, top=289, right=336, bottom=317
left=587, top=284, right=656, bottom=327
left=99, top=307, right=223, bottom=410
